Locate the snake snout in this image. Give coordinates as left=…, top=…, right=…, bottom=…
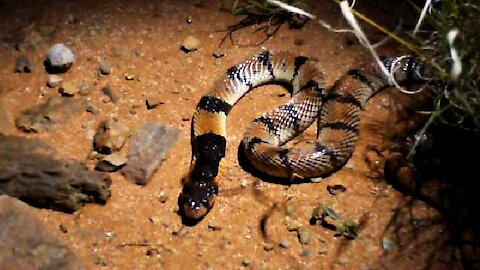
left=180, top=180, right=218, bottom=220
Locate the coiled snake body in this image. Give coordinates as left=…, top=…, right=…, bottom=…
left=180, top=51, right=429, bottom=219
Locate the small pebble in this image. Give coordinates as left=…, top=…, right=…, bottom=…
left=208, top=220, right=222, bottom=231
left=79, top=80, right=94, bottom=96
left=101, top=85, right=119, bottom=103
left=241, top=258, right=251, bottom=266
left=146, top=95, right=164, bottom=110
left=300, top=249, right=312, bottom=257
left=86, top=104, right=100, bottom=115
left=14, top=55, right=31, bottom=73
left=212, top=51, right=224, bottom=58
left=158, top=192, right=168, bottom=203
left=99, top=59, right=112, bottom=75
left=125, top=74, right=135, bottom=80
left=47, top=75, right=63, bottom=88
left=186, top=16, right=192, bottom=24
left=181, top=115, right=190, bottom=121
left=263, top=242, right=275, bottom=251
left=59, top=224, right=68, bottom=233
left=382, top=237, right=395, bottom=252
left=150, top=215, right=162, bottom=224
left=146, top=248, right=161, bottom=257
left=58, top=81, right=77, bottom=96
left=297, top=227, right=311, bottom=245
left=181, top=35, right=200, bottom=53
left=279, top=240, right=290, bottom=248
left=94, top=153, right=127, bottom=172
left=239, top=178, right=248, bottom=188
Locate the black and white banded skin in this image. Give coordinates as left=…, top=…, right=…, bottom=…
left=180, top=51, right=430, bottom=220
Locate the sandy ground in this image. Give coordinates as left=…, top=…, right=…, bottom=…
left=0, top=0, right=462, bottom=269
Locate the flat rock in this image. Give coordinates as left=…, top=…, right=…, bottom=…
left=15, top=97, right=87, bottom=132
left=0, top=196, right=87, bottom=270
left=95, top=153, right=127, bottom=172
left=0, top=136, right=111, bottom=212
left=121, top=123, right=179, bottom=185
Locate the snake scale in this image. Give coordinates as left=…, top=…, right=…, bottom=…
left=180, top=51, right=430, bottom=220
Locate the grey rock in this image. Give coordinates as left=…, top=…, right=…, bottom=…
left=0, top=136, right=111, bottom=212
left=78, top=80, right=94, bottom=96
left=58, top=81, right=77, bottom=96
left=121, top=123, right=179, bottom=185
left=15, top=97, right=88, bottom=132
left=14, top=55, right=31, bottom=73
left=44, top=43, right=74, bottom=73
left=0, top=196, right=87, bottom=270
left=93, top=119, right=129, bottom=154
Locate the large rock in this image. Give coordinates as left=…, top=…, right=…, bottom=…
left=0, top=136, right=111, bottom=212
left=16, top=97, right=87, bottom=132
left=121, top=123, right=179, bottom=185
left=0, top=195, right=87, bottom=270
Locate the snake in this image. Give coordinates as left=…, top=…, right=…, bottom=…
left=179, top=51, right=430, bottom=220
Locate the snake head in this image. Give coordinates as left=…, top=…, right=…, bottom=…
left=180, top=180, right=218, bottom=220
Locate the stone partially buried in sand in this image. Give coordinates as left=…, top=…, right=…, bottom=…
left=121, top=123, right=179, bottom=185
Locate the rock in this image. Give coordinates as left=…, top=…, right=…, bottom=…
left=44, top=43, right=75, bottom=73
left=47, top=74, right=63, bottom=88
left=0, top=136, right=111, bottom=212
left=58, top=80, right=77, bottom=96
left=99, top=59, right=111, bottom=75
left=86, top=103, right=100, bottom=115
left=0, top=107, right=14, bottom=135
left=93, top=119, right=130, bottom=154
left=78, top=80, right=94, bottom=96
left=101, top=85, right=119, bottom=103
left=180, top=35, right=200, bottom=53
left=279, top=240, right=290, bottom=248
left=121, top=123, right=179, bottom=185
left=15, top=97, right=88, bottom=132
left=381, top=237, right=395, bottom=252
left=14, top=55, right=31, bottom=73
left=0, top=196, right=87, bottom=270
left=297, top=227, right=312, bottom=245
left=95, top=153, right=127, bottom=172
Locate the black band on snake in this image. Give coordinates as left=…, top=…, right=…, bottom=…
left=179, top=51, right=431, bottom=220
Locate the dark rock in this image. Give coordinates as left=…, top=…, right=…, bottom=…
left=15, top=97, right=88, bottom=132
left=121, top=123, right=179, bottom=185
left=14, top=55, right=31, bottom=73
left=101, top=85, right=119, bottom=103
left=0, top=136, right=111, bottom=212
left=0, top=196, right=87, bottom=270
left=93, top=119, right=129, bottom=154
